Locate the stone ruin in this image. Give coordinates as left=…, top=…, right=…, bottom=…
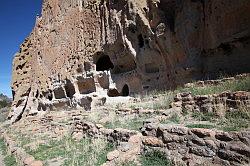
left=9, top=0, right=250, bottom=122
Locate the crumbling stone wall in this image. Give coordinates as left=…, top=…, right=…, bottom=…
left=172, top=91, right=250, bottom=117
left=10, top=0, right=250, bottom=122
left=141, top=124, right=250, bottom=166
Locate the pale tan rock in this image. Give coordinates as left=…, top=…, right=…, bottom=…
left=107, top=150, right=120, bottom=161
left=30, top=160, right=43, bottom=166
left=23, top=156, right=35, bottom=165
left=142, top=136, right=163, bottom=147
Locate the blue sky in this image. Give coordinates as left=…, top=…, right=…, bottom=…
left=0, top=0, right=42, bottom=97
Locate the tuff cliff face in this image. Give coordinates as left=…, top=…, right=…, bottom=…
left=10, top=0, right=250, bottom=122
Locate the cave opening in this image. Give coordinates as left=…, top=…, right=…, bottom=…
left=96, top=55, right=114, bottom=71
left=122, top=84, right=129, bottom=96
left=107, top=89, right=120, bottom=97
left=65, top=79, right=76, bottom=98
left=47, top=92, right=53, bottom=101
left=138, top=34, right=144, bottom=48
left=54, top=87, right=66, bottom=99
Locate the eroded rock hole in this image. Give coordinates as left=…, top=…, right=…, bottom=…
left=96, top=55, right=114, bottom=71
left=122, top=84, right=129, bottom=96
left=47, top=93, right=53, bottom=101
left=138, top=34, right=144, bottom=48
left=107, top=89, right=120, bottom=97
left=35, top=90, right=39, bottom=98
left=65, top=79, right=76, bottom=98
left=54, top=87, right=66, bottom=99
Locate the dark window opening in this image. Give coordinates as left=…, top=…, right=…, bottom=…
left=138, top=34, right=144, bottom=48
left=122, top=84, right=129, bottom=96
left=65, top=79, right=76, bottom=98
left=48, top=94, right=53, bottom=101
left=35, top=90, right=39, bottom=98
left=96, top=55, right=114, bottom=71
left=54, top=87, right=66, bottom=99
left=108, top=89, right=120, bottom=97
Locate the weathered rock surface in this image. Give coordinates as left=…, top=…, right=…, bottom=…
left=10, top=0, right=250, bottom=122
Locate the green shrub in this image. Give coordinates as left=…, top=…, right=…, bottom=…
left=140, top=151, right=172, bottom=166
left=0, top=100, right=8, bottom=108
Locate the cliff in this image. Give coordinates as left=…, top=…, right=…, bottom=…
left=10, top=0, right=250, bottom=122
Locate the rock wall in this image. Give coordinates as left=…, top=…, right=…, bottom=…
left=71, top=119, right=250, bottom=166
left=141, top=124, right=250, bottom=166
left=172, top=91, right=250, bottom=116
left=10, top=0, right=250, bottom=122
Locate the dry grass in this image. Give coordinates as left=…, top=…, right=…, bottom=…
left=25, top=136, right=113, bottom=166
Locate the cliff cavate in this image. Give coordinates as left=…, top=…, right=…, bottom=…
left=10, top=0, right=250, bottom=122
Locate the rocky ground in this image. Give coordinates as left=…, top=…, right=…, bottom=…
left=0, top=74, right=249, bottom=166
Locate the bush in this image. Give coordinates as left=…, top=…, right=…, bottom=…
left=0, top=100, right=8, bottom=109
left=140, top=151, right=172, bottom=166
